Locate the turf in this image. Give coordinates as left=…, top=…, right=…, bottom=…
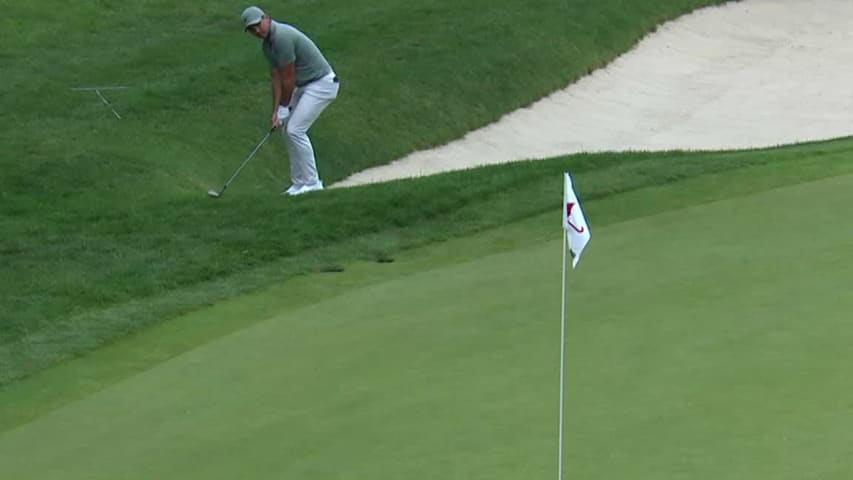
left=2, top=169, right=852, bottom=479
left=1, top=0, right=731, bottom=383
left=4, top=0, right=853, bottom=476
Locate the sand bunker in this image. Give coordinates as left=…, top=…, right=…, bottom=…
left=335, top=0, right=853, bottom=187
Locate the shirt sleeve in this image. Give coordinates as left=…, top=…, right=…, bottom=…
left=268, top=34, right=296, bottom=68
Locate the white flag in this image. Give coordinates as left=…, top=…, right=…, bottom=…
left=563, top=173, right=591, bottom=269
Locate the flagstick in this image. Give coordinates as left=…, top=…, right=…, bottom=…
left=557, top=235, right=568, bottom=480
left=559, top=171, right=590, bottom=479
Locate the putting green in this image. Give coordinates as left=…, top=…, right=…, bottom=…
left=2, top=174, right=852, bottom=479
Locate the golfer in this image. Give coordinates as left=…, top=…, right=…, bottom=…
left=241, top=6, right=340, bottom=196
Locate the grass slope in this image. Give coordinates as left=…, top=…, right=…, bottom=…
left=4, top=136, right=853, bottom=385
left=1, top=169, right=852, bottom=479
left=1, top=0, right=732, bottom=382
left=5, top=140, right=851, bottom=383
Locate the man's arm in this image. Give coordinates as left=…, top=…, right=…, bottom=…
left=269, top=63, right=296, bottom=129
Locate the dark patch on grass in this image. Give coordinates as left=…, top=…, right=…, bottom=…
left=319, top=265, right=345, bottom=273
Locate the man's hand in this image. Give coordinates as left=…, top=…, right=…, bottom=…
left=271, top=105, right=290, bottom=130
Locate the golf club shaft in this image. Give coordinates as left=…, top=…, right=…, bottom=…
left=218, top=129, right=273, bottom=194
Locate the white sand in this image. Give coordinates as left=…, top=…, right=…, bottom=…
left=335, top=0, right=853, bottom=187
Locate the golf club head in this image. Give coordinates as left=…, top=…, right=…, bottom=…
left=207, top=189, right=221, bottom=198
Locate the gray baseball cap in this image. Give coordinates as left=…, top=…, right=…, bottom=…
left=241, top=6, right=265, bottom=29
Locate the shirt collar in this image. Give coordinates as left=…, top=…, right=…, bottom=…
left=264, top=20, right=276, bottom=41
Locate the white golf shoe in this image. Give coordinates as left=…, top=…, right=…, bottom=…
left=282, top=184, right=302, bottom=195
left=289, top=181, right=324, bottom=196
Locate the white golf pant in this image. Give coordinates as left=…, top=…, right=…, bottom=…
left=282, top=71, right=339, bottom=186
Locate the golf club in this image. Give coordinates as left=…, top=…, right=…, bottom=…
left=208, top=128, right=274, bottom=198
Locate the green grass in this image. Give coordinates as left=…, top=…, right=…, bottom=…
left=1, top=0, right=733, bottom=383
left=2, top=166, right=853, bottom=479
left=3, top=138, right=853, bottom=386
left=4, top=0, right=853, bottom=475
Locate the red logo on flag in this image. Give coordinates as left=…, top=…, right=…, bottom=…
left=565, top=203, right=585, bottom=234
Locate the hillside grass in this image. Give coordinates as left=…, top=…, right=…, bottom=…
left=4, top=2, right=853, bottom=476
left=4, top=136, right=853, bottom=386
left=1, top=0, right=736, bottom=383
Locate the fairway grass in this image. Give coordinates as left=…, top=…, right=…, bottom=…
left=2, top=171, right=852, bottom=479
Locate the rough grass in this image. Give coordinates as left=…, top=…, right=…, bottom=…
left=1, top=0, right=734, bottom=383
